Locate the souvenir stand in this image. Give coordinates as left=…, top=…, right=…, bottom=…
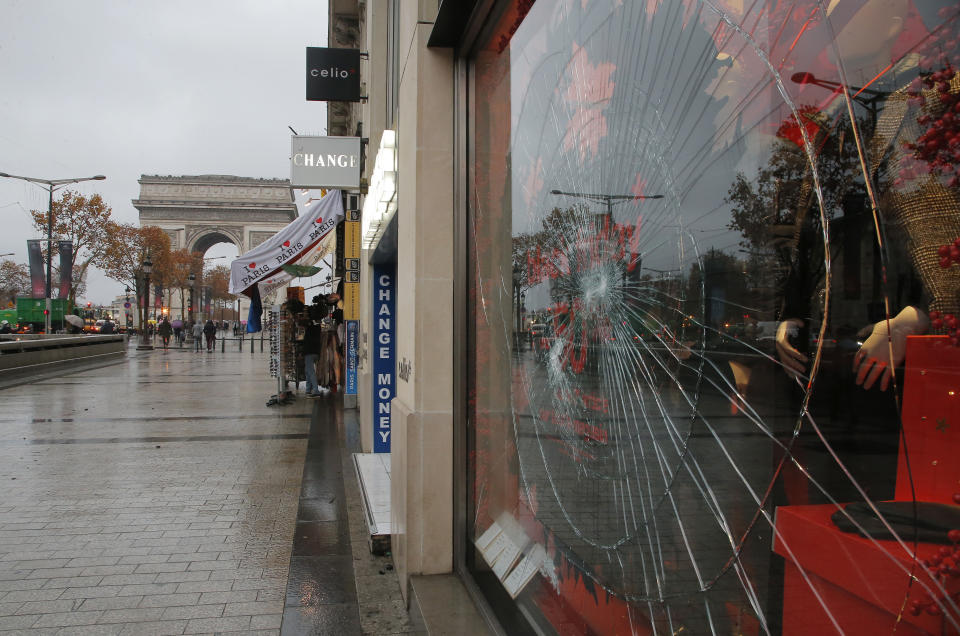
left=284, top=288, right=307, bottom=391
left=227, top=190, right=345, bottom=405
left=268, top=295, right=309, bottom=396
left=267, top=305, right=285, bottom=396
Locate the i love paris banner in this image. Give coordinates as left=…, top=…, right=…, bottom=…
left=229, top=189, right=344, bottom=297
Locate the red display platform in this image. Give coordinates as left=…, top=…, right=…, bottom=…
left=774, top=336, right=960, bottom=635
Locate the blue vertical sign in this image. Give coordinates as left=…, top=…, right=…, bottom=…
left=372, top=263, right=395, bottom=453
left=345, top=320, right=359, bottom=394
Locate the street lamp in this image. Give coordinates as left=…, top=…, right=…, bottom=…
left=202, top=286, right=211, bottom=322
left=0, top=172, right=106, bottom=334
left=551, top=188, right=664, bottom=220
left=125, top=286, right=131, bottom=328
left=188, top=272, right=196, bottom=325
left=551, top=189, right=663, bottom=271
left=790, top=72, right=888, bottom=117
left=137, top=255, right=153, bottom=350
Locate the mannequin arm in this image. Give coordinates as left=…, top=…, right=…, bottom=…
left=853, top=306, right=929, bottom=391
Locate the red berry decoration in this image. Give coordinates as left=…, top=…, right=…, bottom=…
left=941, top=256, right=953, bottom=268
left=905, top=52, right=960, bottom=191
left=953, top=492, right=960, bottom=505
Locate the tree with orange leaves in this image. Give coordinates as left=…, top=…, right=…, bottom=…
left=0, top=259, right=30, bottom=308
left=164, top=249, right=204, bottom=321
left=97, top=223, right=171, bottom=331
left=203, top=265, right=235, bottom=321
left=29, top=189, right=113, bottom=307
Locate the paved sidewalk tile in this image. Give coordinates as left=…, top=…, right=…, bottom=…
left=0, top=349, right=308, bottom=635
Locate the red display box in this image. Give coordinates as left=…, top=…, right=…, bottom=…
left=774, top=336, right=960, bottom=635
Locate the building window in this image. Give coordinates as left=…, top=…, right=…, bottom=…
left=465, top=1, right=960, bottom=633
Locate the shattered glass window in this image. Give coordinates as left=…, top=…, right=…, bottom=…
left=465, top=0, right=960, bottom=633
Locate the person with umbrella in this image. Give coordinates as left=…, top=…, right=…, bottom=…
left=172, top=318, right=184, bottom=345
left=64, top=314, right=84, bottom=335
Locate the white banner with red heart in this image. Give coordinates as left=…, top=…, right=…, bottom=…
left=229, top=189, right=344, bottom=296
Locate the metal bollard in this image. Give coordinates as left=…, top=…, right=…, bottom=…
left=250, top=334, right=254, bottom=355
left=260, top=332, right=264, bottom=353
left=239, top=333, right=243, bottom=351
left=221, top=336, right=225, bottom=352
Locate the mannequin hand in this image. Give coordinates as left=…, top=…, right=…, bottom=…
left=853, top=306, right=929, bottom=391
left=775, top=319, right=807, bottom=377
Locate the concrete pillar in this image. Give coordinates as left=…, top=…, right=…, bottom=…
left=390, top=0, right=453, bottom=602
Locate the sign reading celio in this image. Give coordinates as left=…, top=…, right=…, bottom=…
left=306, top=47, right=361, bottom=102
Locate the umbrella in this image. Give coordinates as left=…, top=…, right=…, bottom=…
left=281, top=263, right=322, bottom=278
left=171, top=319, right=183, bottom=328
left=64, top=315, right=83, bottom=328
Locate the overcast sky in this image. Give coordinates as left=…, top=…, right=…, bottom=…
left=0, top=0, right=328, bottom=303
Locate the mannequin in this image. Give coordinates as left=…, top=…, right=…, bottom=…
left=775, top=0, right=959, bottom=391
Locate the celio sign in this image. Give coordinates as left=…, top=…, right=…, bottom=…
left=290, top=136, right=361, bottom=189
left=306, top=47, right=360, bottom=102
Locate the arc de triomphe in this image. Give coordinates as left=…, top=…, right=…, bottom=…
left=132, top=174, right=297, bottom=321
left=133, top=174, right=297, bottom=255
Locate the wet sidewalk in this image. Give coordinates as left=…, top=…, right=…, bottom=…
left=0, top=341, right=415, bottom=635
left=281, top=399, right=420, bottom=636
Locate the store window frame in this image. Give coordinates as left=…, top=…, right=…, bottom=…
left=450, top=1, right=533, bottom=634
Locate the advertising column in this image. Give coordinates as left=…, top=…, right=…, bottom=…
left=372, top=263, right=395, bottom=452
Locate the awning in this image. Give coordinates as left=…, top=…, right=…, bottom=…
left=229, top=189, right=344, bottom=297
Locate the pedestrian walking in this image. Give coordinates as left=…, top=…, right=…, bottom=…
left=99, top=318, right=115, bottom=334
left=157, top=317, right=173, bottom=350
left=302, top=315, right=325, bottom=397
left=192, top=320, right=204, bottom=352
left=203, top=319, right=217, bottom=352
left=319, top=292, right=343, bottom=393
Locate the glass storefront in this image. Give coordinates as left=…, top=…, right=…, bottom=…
left=464, top=0, right=960, bottom=633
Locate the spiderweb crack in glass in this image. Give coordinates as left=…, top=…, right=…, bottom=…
left=467, top=0, right=960, bottom=633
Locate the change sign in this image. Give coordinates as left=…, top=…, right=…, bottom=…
left=291, top=136, right=361, bottom=189
left=372, top=264, right=395, bottom=453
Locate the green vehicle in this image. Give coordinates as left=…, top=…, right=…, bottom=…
left=0, top=307, right=16, bottom=329
left=14, top=297, right=76, bottom=332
